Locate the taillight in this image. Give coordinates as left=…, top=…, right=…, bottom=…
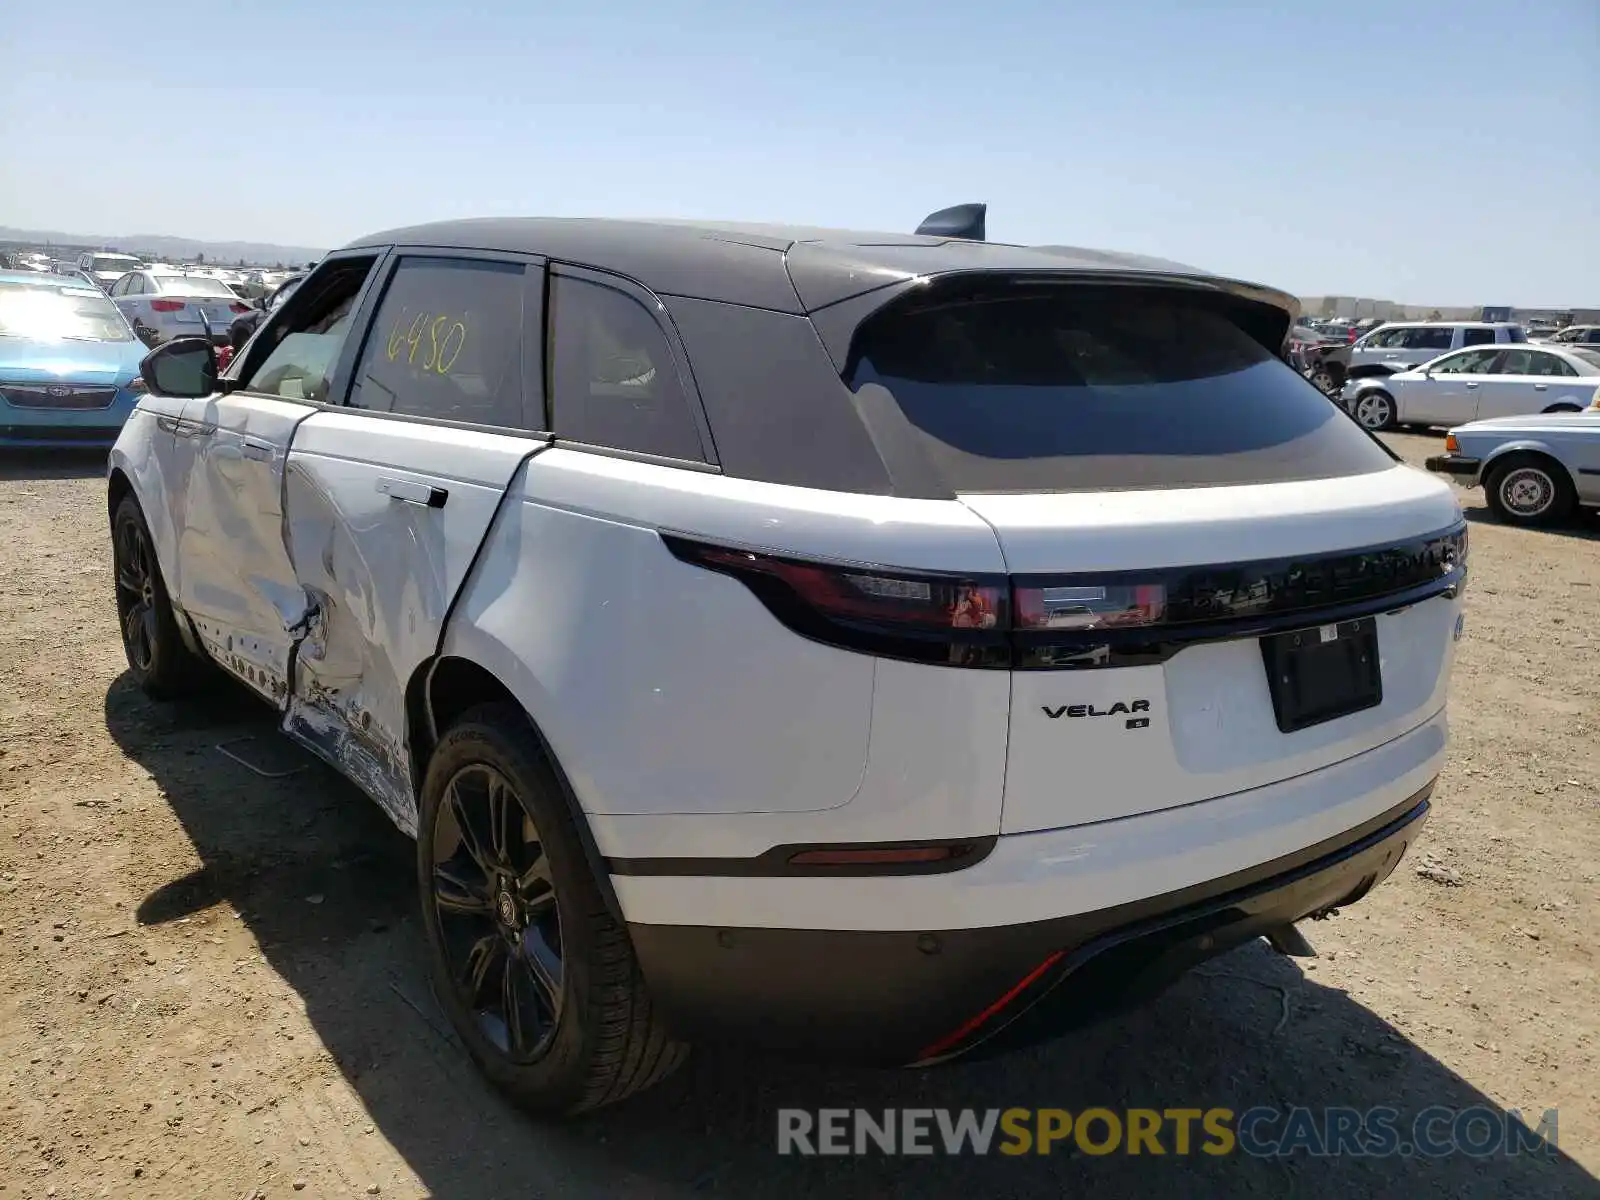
left=1444, top=434, right=1460, bottom=453
left=1014, top=583, right=1167, bottom=630
left=229, top=302, right=250, bottom=314
left=150, top=299, right=184, bottom=312
left=665, top=526, right=1467, bottom=670
left=663, top=538, right=1009, bottom=667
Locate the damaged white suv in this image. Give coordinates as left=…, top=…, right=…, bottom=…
left=108, top=208, right=1466, bottom=1114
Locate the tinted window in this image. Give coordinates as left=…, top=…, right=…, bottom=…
left=1363, top=328, right=1404, bottom=348
left=550, top=275, right=705, bottom=461
left=1431, top=348, right=1499, bottom=374
left=1461, top=327, right=1497, bottom=347
left=1507, top=326, right=1527, bottom=342
left=350, top=257, right=528, bottom=428
left=848, top=287, right=1396, bottom=492
left=1407, top=327, right=1455, bottom=350
left=1570, top=348, right=1600, bottom=370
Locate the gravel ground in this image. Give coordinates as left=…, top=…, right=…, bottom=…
left=1, top=434, right=1596, bottom=1199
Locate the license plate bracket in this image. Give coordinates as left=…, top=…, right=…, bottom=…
left=1260, top=617, right=1382, bottom=733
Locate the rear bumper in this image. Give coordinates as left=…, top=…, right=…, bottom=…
left=1425, top=454, right=1482, bottom=482
left=630, top=786, right=1430, bottom=1065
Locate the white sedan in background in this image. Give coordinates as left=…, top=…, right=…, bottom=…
left=107, top=269, right=254, bottom=346
left=1342, top=343, right=1600, bottom=431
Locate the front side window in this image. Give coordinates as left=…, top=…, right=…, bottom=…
left=549, top=274, right=706, bottom=461
left=848, top=285, right=1395, bottom=492
left=1363, top=328, right=1404, bottom=348
left=1461, top=327, right=1497, bottom=347
left=0, top=280, right=133, bottom=343
left=1430, top=348, right=1500, bottom=375
left=349, top=257, right=529, bottom=428
left=238, top=257, right=376, bottom=404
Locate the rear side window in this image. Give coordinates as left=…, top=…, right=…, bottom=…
left=1461, top=327, right=1497, bottom=347
left=549, top=274, right=706, bottom=461
left=847, top=287, right=1396, bottom=493
left=1407, top=327, right=1455, bottom=350
left=349, top=257, right=528, bottom=429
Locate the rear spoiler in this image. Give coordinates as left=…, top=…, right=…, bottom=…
left=915, top=203, right=986, bottom=241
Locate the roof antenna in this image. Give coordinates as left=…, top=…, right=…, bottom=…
left=915, top=203, right=986, bottom=241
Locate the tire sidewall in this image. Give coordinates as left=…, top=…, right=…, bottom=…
left=416, top=710, right=605, bottom=1112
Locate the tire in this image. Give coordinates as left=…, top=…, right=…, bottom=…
left=1309, top=367, right=1339, bottom=396
left=112, top=494, right=212, bottom=699
left=1352, top=389, right=1397, bottom=431
left=417, top=702, right=687, bottom=1115
left=1483, top=454, right=1576, bottom=527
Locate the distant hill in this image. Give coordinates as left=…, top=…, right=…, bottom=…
left=0, top=226, right=325, bottom=268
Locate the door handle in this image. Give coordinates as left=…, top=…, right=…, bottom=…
left=1533, top=383, right=1548, bottom=391
left=377, top=477, right=448, bottom=508
left=1465, top=382, right=1478, bottom=389
left=241, top=437, right=274, bottom=462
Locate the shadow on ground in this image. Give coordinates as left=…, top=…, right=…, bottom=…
left=104, top=674, right=1596, bottom=1199
left=1462, top=501, right=1600, bottom=543
left=0, top=447, right=110, bottom=481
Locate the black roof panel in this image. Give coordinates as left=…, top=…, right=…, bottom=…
left=343, top=217, right=1291, bottom=317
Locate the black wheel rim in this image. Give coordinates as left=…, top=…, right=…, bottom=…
left=114, top=517, right=158, bottom=673
left=431, top=764, right=564, bottom=1062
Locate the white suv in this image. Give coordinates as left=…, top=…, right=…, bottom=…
left=107, top=214, right=1466, bottom=1114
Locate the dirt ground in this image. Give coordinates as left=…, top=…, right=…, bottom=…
left=1, top=434, right=1596, bottom=1199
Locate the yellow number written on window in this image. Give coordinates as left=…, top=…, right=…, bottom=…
left=384, top=307, right=468, bottom=375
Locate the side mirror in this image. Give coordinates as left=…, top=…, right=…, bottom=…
left=140, top=337, right=218, bottom=399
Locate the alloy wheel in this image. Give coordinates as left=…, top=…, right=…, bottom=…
left=1355, top=392, right=1393, bottom=430
left=114, top=518, right=158, bottom=673
left=1499, top=466, right=1556, bottom=518
left=431, top=764, right=564, bottom=1063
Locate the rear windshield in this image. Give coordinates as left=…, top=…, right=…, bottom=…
left=848, top=287, right=1397, bottom=492
left=91, top=256, right=139, bottom=274
left=156, top=274, right=235, bottom=298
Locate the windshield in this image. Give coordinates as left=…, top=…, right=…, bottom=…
left=0, top=280, right=133, bottom=342
left=91, top=256, right=140, bottom=275
left=156, top=274, right=236, bottom=298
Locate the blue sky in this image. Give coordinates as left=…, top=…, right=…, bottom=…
left=3, top=0, right=1595, bottom=304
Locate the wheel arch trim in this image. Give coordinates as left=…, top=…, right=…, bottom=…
left=408, top=640, right=627, bottom=925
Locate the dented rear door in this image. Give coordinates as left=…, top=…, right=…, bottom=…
left=279, top=252, right=545, bottom=833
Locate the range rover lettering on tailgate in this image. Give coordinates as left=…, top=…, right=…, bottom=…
left=107, top=205, right=1466, bottom=1114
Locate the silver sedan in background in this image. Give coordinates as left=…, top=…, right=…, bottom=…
left=106, top=268, right=253, bottom=346
left=1426, top=407, right=1600, bottom=526
left=1341, top=343, right=1600, bottom=431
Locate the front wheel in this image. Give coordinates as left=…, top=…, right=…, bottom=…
left=1352, top=389, right=1396, bottom=431
left=112, top=495, right=212, bottom=699
left=1309, top=367, right=1339, bottom=396
left=1484, top=455, right=1576, bottom=527
left=417, top=703, right=686, bottom=1115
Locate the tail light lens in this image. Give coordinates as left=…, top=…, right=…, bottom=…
left=664, top=538, right=1009, bottom=667
left=1444, top=434, right=1460, bottom=452
left=150, top=299, right=185, bottom=312
left=665, top=526, right=1467, bottom=670
left=229, top=302, right=250, bottom=314
left=1014, top=583, right=1166, bottom=630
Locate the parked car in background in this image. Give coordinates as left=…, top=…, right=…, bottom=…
left=109, top=211, right=1463, bottom=1114
left=1316, top=322, right=1527, bottom=393
left=1426, top=410, right=1600, bottom=526
left=108, top=268, right=253, bottom=346
left=1536, top=324, right=1600, bottom=348
left=0, top=271, right=147, bottom=447
left=239, top=269, right=293, bottom=301
left=1287, top=323, right=1344, bottom=375
left=76, top=252, right=145, bottom=291
left=1341, top=343, right=1600, bottom=430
